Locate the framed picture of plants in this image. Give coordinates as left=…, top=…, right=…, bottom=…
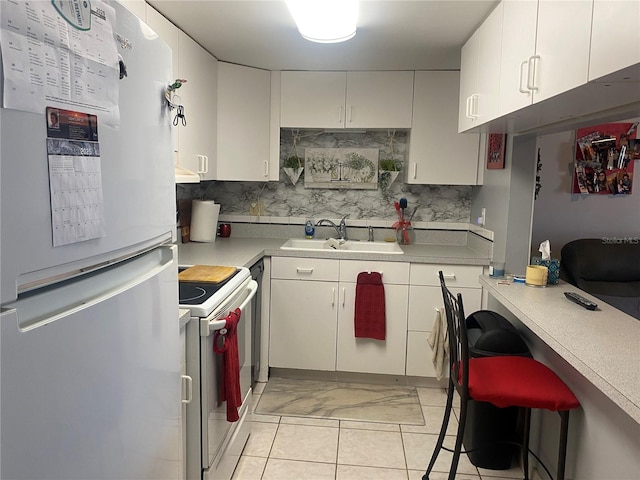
left=304, top=148, right=379, bottom=189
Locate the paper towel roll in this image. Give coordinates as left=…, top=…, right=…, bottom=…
left=190, top=200, right=220, bottom=242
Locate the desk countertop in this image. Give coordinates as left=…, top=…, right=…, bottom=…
left=480, top=275, right=640, bottom=423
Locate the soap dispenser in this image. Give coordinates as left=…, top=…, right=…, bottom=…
left=304, top=219, right=315, bottom=239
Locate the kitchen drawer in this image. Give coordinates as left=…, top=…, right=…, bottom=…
left=409, top=264, right=482, bottom=288
left=271, top=257, right=339, bottom=281
left=340, top=260, right=409, bottom=284
left=408, top=285, right=481, bottom=331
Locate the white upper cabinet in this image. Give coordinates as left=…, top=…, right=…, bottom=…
left=280, top=71, right=414, bottom=129
left=589, top=0, right=640, bottom=81
left=497, top=0, right=593, bottom=116
left=498, top=0, right=538, bottom=115
left=533, top=0, right=592, bottom=103
left=281, top=72, right=347, bottom=128
left=458, top=28, right=480, bottom=133
left=475, top=4, right=503, bottom=124
left=410, top=71, right=480, bottom=185
left=458, top=2, right=503, bottom=132
left=344, top=71, right=414, bottom=128
left=216, top=62, right=274, bottom=181
left=145, top=6, right=218, bottom=181
left=145, top=6, right=179, bottom=159
left=462, top=0, right=606, bottom=132
left=177, top=32, right=218, bottom=181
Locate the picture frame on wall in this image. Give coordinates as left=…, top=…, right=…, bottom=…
left=304, top=148, right=379, bottom=189
left=487, top=133, right=506, bottom=169
left=572, top=122, right=636, bottom=195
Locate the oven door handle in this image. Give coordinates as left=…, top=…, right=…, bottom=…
left=203, top=280, right=258, bottom=336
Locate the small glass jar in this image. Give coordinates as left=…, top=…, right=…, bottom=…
left=396, top=223, right=415, bottom=245
left=490, top=261, right=505, bottom=277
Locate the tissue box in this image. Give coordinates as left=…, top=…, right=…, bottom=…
left=531, top=257, right=560, bottom=284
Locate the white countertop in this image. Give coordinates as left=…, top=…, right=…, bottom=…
left=177, top=238, right=285, bottom=268
left=179, top=308, right=191, bottom=329
left=177, top=237, right=490, bottom=269
left=480, top=275, right=640, bottom=423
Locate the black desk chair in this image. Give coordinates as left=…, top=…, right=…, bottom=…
left=423, top=271, right=580, bottom=480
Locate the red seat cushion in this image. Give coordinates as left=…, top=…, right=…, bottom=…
left=467, top=356, right=580, bottom=411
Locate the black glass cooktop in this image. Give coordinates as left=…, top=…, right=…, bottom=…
left=178, top=268, right=239, bottom=306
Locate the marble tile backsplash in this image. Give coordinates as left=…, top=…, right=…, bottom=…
left=176, top=129, right=472, bottom=223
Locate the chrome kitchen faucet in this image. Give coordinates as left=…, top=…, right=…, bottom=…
left=316, top=214, right=349, bottom=240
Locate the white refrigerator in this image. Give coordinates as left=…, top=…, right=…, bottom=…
left=0, top=1, right=181, bottom=478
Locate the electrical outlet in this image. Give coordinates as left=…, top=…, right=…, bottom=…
left=249, top=200, right=265, bottom=216
left=477, top=207, right=486, bottom=226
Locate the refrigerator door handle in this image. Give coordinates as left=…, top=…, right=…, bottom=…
left=181, top=375, right=193, bottom=404
left=9, top=246, right=175, bottom=332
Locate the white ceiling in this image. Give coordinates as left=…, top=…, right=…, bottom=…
left=146, top=0, right=499, bottom=71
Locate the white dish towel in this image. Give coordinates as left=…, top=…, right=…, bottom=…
left=427, top=307, right=449, bottom=381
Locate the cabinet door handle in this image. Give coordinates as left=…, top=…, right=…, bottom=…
left=338, top=105, right=343, bottom=124
left=197, top=155, right=205, bottom=174
left=440, top=273, right=457, bottom=280
left=527, top=55, right=539, bottom=91
left=465, top=96, right=473, bottom=119
left=470, top=94, right=479, bottom=118
left=519, top=60, right=529, bottom=93
left=332, top=287, right=336, bottom=307
left=342, top=287, right=346, bottom=307
left=412, top=162, right=417, bottom=179
left=348, top=106, right=353, bottom=123
left=296, top=267, right=314, bottom=274
left=204, top=155, right=209, bottom=174
left=264, top=160, right=269, bottom=177
left=181, top=375, right=193, bottom=404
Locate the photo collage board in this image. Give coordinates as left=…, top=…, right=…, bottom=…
left=573, top=122, right=638, bottom=195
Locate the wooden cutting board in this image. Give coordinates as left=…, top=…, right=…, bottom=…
left=178, top=265, right=237, bottom=283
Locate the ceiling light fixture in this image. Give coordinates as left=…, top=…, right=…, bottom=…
left=285, top=0, right=359, bottom=44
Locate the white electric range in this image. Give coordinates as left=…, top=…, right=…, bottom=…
left=179, top=266, right=256, bottom=480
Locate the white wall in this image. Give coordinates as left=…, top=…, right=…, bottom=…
left=531, top=127, right=640, bottom=259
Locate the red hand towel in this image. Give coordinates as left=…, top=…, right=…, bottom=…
left=354, top=271, right=386, bottom=340
left=213, top=308, right=242, bottom=422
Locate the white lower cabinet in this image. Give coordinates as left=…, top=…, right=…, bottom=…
left=269, top=258, right=339, bottom=371
left=269, top=258, right=483, bottom=379
left=406, top=264, right=482, bottom=378
left=336, top=261, right=409, bottom=376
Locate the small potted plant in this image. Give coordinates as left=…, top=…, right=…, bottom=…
left=379, top=158, right=402, bottom=191
left=283, top=155, right=304, bottom=185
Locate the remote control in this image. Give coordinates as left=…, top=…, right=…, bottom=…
left=564, top=292, right=597, bottom=310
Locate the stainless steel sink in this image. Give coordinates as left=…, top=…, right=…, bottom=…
left=280, top=238, right=404, bottom=254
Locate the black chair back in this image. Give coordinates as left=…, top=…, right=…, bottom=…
left=438, top=270, right=469, bottom=396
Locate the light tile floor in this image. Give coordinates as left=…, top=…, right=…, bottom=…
left=231, top=381, right=526, bottom=480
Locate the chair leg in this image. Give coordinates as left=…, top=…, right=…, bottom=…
left=556, top=410, right=570, bottom=480
left=423, top=379, right=455, bottom=480
left=448, top=391, right=468, bottom=480
left=522, top=408, right=531, bottom=480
